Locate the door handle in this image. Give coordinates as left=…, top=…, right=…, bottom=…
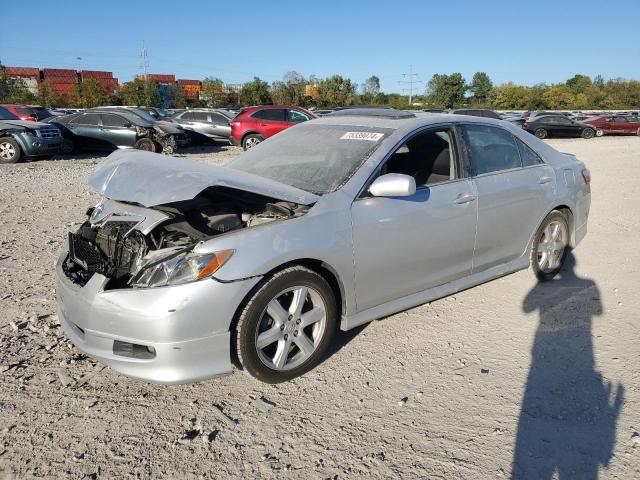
left=538, top=176, right=552, bottom=185
left=454, top=193, right=476, bottom=205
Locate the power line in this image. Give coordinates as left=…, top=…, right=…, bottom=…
left=398, top=64, right=423, bottom=104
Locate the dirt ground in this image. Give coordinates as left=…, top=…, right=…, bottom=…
left=0, top=137, right=638, bottom=479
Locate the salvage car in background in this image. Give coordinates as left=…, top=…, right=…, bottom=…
left=55, top=109, right=590, bottom=384
left=0, top=106, right=61, bottom=163
left=171, top=108, right=233, bottom=143
left=230, top=105, right=317, bottom=149
left=583, top=114, right=640, bottom=136
left=524, top=114, right=598, bottom=139
left=49, top=109, right=189, bottom=154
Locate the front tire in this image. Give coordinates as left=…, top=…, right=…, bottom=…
left=234, top=266, right=337, bottom=383
left=531, top=211, right=569, bottom=282
left=534, top=128, right=548, bottom=139
left=134, top=138, right=156, bottom=152
left=581, top=128, right=595, bottom=139
left=242, top=134, right=263, bottom=150
left=0, top=137, right=22, bottom=164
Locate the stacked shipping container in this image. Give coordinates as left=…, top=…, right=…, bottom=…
left=42, top=68, right=77, bottom=96
left=80, top=71, right=118, bottom=93
left=4, top=67, right=40, bottom=95
left=178, top=79, right=201, bottom=100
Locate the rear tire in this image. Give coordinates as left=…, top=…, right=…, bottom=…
left=134, top=138, right=156, bottom=152
left=0, top=137, right=22, bottom=164
left=637, top=128, right=640, bottom=136
left=234, top=266, right=337, bottom=383
left=531, top=211, right=569, bottom=282
left=534, top=128, right=548, bottom=139
left=242, top=134, right=263, bottom=150
left=581, top=128, right=595, bottom=139
left=595, top=128, right=604, bottom=137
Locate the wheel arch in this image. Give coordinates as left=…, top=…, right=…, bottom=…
left=528, top=204, right=575, bottom=254
left=241, top=131, right=262, bottom=145
left=228, top=258, right=347, bottom=368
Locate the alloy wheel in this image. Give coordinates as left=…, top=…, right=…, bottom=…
left=244, top=137, right=261, bottom=149
left=537, top=220, right=568, bottom=273
left=255, top=286, right=327, bottom=371
left=0, top=141, right=16, bottom=160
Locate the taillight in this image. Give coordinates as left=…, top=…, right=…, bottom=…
left=26, top=115, right=37, bottom=122
left=581, top=168, right=591, bottom=184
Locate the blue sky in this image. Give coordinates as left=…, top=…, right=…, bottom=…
left=2, top=0, right=639, bottom=93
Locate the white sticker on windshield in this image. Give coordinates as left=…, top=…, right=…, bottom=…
left=340, top=132, right=384, bottom=141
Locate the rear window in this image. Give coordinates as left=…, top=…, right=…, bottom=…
left=252, top=109, right=286, bottom=121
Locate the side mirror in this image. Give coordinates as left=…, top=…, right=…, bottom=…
left=369, top=173, right=416, bottom=198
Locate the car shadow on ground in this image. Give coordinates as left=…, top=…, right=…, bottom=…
left=512, top=253, right=624, bottom=479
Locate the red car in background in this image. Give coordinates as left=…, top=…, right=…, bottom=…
left=1, top=104, right=38, bottom=121
left=583, top=114, right=640, bottom=136
left=230, top=105, right=317, bottom=150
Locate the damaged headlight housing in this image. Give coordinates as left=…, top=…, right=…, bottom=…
left=132, top=249, right=234, bottom=288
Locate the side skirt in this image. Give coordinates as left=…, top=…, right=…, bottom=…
left=341, top=255, right=530, bottom=331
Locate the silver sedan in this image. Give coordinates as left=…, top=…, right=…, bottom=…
left=55, top=110, right=591, bottom=383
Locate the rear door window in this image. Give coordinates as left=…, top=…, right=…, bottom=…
left=287, top=109, right=311, bottom=123
left=209, top=113, right=230, bottom=124
left=462, top=124, right=522, bottom=175
left=101, top=114, right=129, bottom=127
left=515, top=138, right=543, bottom=167
left=252, top=109, right=286, bottom=121
left=71, top=113, right=101, bottom=126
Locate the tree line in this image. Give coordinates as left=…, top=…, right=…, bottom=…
left=1, top=61, right=639, bottom=110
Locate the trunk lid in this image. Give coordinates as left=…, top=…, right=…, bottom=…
left=89, top=150, right=319, bottom=207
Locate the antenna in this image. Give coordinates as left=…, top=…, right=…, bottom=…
left=398, top=64, right=423, bottom=104
left=140, top=41, right=149, bottom=80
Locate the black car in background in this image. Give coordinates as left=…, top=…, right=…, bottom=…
left=48, top=109, right=189, bottom=155
left=524, top=115, right=597, bottom=139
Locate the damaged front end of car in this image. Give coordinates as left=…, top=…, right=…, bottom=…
left=61, top=150, right=316, bottom=290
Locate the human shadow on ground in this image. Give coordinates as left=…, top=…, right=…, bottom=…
left=512, top=253, right=624, bottom=479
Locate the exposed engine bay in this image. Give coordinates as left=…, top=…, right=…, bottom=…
left=136, top=125, right=188, bottom=155
left=62, top=186, right=309, bottom=288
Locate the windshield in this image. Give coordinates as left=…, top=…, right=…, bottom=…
left=0, top=107, right=19, bottom=120
left=229, top=124, right=393, bottom=195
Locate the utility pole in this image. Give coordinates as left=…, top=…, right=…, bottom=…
left=398, top=64, right=423, bottom=105
left=140, top=41, right=149, bottom=80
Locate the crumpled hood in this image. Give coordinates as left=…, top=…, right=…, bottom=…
left=89, top=149, right=319, bottom=207
left=153, top=122, right=184, bottom=134
left=0, top=119, right=51, bottom=130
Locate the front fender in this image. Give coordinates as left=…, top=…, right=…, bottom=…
left=194, top=197, right=356, bottom=315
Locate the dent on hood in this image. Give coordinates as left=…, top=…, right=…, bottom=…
left=89, top=150, right=319, bottom=207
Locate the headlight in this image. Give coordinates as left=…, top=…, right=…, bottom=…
left=132, top=249, right=234, bottom=288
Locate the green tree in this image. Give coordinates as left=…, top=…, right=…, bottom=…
left=566, top=74, right=592, bottom=95
left=119, top=77, right=161, bottom=107
left=316, top=75, right=357, bottom=108
left=489, top=83, right=530, bottom=109
left=200, top=77, right=232, bottom=107
left=469, top=72, right=493, bottom=106
left=74, top=79, right=111, bottom=108
left=426, top=73, right=466, bottom=108
left=271, top=71, right=307, bottom=106
left=0, top=62, right=11, bottom=102
left=7, top=78, right=36, bottom=104
left=542, top=85, right=575, bottom=109
left=239, top=77, right=272, bottom=106
left=37, top=80, right=65, bottom=107
left=361, top=75, right=381, bottom=104
left=165, top=83, right=185, bottom=108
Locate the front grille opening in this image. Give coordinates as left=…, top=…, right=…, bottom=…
left=113, top=340, right=156, bottom=360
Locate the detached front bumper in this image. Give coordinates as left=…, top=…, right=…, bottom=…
left=55, top=249, right=261, bottom=384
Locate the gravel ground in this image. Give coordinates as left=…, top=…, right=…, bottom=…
left=0, top=138, right=639, bottom=479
